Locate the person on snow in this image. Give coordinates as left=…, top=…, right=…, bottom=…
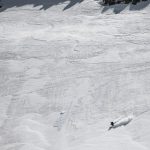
left=110, top=121, right=114, bottom=126
left=108, top=115, right=133, bottom=130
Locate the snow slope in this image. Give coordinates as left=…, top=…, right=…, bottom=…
left=0, top=0, right=150, bottom=150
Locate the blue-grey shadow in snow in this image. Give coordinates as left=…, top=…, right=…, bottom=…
left=99, top=0, right=150, bottom=14
left=0, top=0, right=84, bottom=12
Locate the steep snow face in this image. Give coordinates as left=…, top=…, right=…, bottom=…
left=0, top=0, right=150, bottom=150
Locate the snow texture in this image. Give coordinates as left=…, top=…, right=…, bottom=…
left=0, top=0, right=150, bottom=150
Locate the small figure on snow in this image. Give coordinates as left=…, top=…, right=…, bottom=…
left=110, top=121, right=114, bottom=126
left=60, top=111, right=65, bottom=115
left=108, top=115, right=133, bottom=130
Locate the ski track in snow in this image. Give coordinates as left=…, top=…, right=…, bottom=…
left=0, top=0, right=150, bottom=150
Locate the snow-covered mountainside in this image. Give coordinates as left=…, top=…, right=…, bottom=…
left=0, top=0, right=150, bottom=150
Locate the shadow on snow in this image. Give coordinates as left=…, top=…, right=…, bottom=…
left=98, top=0, right=150, bottom=13
left=0, top=0, right=149, bottom=14
left=0, top=0, right=84, bottom=12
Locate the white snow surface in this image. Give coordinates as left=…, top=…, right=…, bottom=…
left=0, top=0, right=150, bottom=150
